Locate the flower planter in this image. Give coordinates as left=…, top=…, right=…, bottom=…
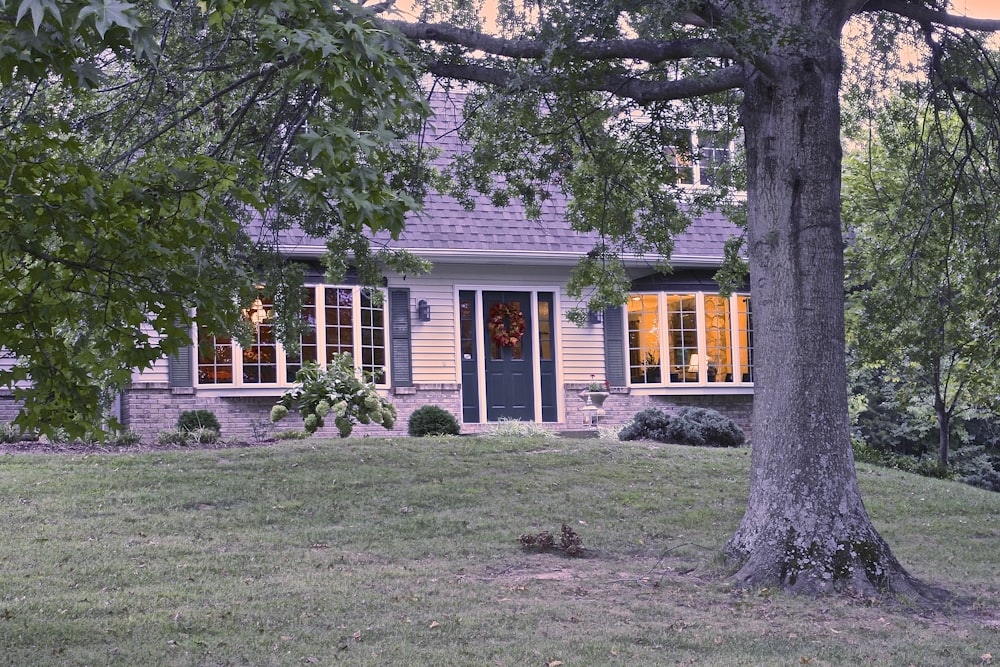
left=580, top=391, right=610, bottom=409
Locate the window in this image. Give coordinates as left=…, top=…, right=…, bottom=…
left=627, top=292, right=753, bottom=386
left=197, top=285, right=387, bottom=387
left=665, top=130, right=732, bottom=187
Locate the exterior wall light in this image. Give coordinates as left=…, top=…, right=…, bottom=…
left=417, top=299, right=431, bottom=322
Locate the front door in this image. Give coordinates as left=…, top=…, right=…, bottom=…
left=483, top=291, right=534, bottom=421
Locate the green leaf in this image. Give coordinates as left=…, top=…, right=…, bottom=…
left=77, top=0, right=139, bottom=38
left=16, top=0, right=61, bottom=33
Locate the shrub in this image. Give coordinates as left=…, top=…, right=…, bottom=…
left=619, top=406, right=745, bottom=448
left=177, top=410, right=221, bottom=434
left=961, top=466, right=1000, bottom=492
left=618, top=408, right=675, bottom=443
left=670, top=406, right=746, bottom=448
left=272, top=353, right=397, bottom=438
left=408, top=405, right=460, bottom=437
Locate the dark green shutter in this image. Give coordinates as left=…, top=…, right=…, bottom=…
left=389, top=288, right=413, bottom=387
left=168, top=345, right=194, bottom=387
left=603, top=306, right=626, bottom=387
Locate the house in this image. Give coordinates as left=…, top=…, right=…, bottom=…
left=5, top=93, right=754, bottom=439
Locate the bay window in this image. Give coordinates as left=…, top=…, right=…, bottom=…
left=197, top=285, right=387, bottom=387
left=627, top=292, right=753, bottom=386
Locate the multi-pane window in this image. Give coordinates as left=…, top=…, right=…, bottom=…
left=666, top=295, right=698, bottom=383
left=666, top=130, right=732, bottom=187
left=626, top=294, right=661, bottom=383
left=736, top=295, right=754, bottom=383
left=627, top=292, right=753, bottom=386
left=197, top=285, right=387, bottom=387
left=703, top=295, right=732, bottom=383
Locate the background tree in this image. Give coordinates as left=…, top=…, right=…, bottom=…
left=843, top=90, right=1000, bottom=469
left=0, top=0, right=429, bottom=437
left=384, top=0, right=1000, bottom=596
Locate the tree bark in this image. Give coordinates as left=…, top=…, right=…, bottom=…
left=935, top=395, right=951, bottom=468
left=724, top=1, right=933, bottom=598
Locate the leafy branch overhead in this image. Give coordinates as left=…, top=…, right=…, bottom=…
left=0, top=0, right=430, bottom=437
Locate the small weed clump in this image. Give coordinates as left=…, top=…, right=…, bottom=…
left=107, top=427, right=142, bottom=447
left=157, top=429, right=190, bottom=446
left=0, top=421, right=19, bottom=443
left=274, top=429, right=311, bottom=440
left=619, top=406, right=745, bottom=447
left=519, top=524, right=585, bottom=557
left=408, top=405, right=460, bottom=437
left=156, top=427, right=218, bottom=446
left=485, top=417, right=555, bottom=439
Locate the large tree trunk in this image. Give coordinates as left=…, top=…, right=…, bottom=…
left=724, top=2, right=932, bottom=598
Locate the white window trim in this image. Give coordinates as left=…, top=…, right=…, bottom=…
left=627, top=291, right=753, bottom=390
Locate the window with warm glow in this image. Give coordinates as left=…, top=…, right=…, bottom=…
left=197, top=285, right=386, bottom=387
left=627, top=292, right=753, bottom=386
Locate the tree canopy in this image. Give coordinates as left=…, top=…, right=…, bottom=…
left=1, top=0, right=429, bottom=437
left=843, top=82, right=1000, bottom=467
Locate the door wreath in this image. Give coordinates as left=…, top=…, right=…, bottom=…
left=488, top=303, right=526, bottom=347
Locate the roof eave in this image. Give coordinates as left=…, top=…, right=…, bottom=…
left=277, top=245, right=725, bottom=268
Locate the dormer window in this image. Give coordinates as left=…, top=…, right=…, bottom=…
left=666, top=129, right=732, bottom=187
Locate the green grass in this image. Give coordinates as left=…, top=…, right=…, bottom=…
left=1, top=437, right=997, bottom=666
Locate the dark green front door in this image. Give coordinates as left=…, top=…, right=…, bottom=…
left=484, top=291, right=534, bottom=421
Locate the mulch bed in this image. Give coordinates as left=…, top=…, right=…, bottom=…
left=0, top=439, right=276, bottom=455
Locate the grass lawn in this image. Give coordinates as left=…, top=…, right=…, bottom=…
left=1, top=436, right=997, bottom=666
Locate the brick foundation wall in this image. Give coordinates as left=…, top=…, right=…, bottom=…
left=121, top=382, right=754, bottom=442
left=0, top=390, right=21, bottom=424
left=121, top=383, right=466, bottom=441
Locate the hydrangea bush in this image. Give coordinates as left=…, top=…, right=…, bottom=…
left=271, top=353, right=396, bottom=438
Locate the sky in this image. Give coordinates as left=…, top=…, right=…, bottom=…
left=953, top=0, right=1000, bottom=20
left=394, top=1, right=1000, bottom=26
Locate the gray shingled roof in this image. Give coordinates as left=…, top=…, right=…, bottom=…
left=268, top=91, right=742, bottom=266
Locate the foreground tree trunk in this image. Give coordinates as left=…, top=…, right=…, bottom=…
left=724, top=1, right=929, bottom=597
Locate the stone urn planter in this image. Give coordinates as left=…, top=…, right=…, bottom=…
left=580, top=390, right=610, bottom=409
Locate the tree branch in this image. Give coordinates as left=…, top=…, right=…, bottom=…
left=860, top=0, right=1000, bottom=31
left=422, top=60, right=745, bottom=103
left=388, top=19, right=740, bottom=63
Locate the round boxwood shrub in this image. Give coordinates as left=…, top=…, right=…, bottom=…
left=408, top=405, right=460, bottom=437
left=619, top=406, right=745, bottom=448
left=177, top=409, right=221, bottom=434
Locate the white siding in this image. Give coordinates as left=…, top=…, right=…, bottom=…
left=131, top=323, right=171, bottom=384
